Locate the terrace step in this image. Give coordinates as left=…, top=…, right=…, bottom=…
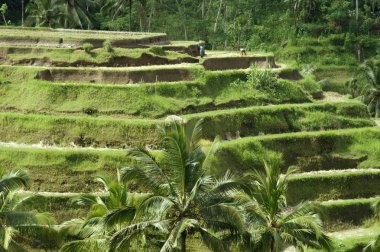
left=213, top=127, right=380, bottom=176
left=0, top=102, right=372, bottom=148
left=202, top=55, right=277, bottom=71
left=0, top=46, right=199, bottom=67
left=0, top=27, right=168, bottom=48
left=320, top=197, right=380, bottom=226
left=287, top=169, right=380, bottom=204
left=17, top=191, right=380, bottom=226
left=35, top=64, right=199, bottom=84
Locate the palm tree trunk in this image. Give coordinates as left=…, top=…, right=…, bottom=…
left=1, top=14, right=5, bottom=26
left=21, top=0, right=24, bottom=26
left=129, top=0, right=132, bottom=31
left=181, top=231, right=187, bottom=252
left=214, top=0, right=223, bottom=32
left=356, top=0, right=359, bottom=21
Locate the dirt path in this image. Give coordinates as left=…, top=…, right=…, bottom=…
left=330, top=226, right=379, bottom=240
left=321, top=92, right=350, bottom=102
left=289, top=168, right=380, bottom=177
left=0, top=141, right=123, bottom=151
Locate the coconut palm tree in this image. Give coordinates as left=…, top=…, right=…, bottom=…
left=60, top=170, right=137, bottom=252
left=62, top=0, right=96, bottom=29
left=364, top=200, right=380, bottom=252
left=357, top=60, right=380, bottom=117
left=26, top=0, right=64, bottom=27
left=236, top=163, right=333, bottom=252
left=0, top=170, right=58, bottom=251
left=110, top=119, right=243, bottom=252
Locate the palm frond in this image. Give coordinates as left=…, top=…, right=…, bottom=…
left=123, top=148, right=171, bottom=195
left=110, top=220, right=170, bottom=251
left=160, top=218, right=198, bottom=252
left=104, top=206, right=136, bottom=228
left=0, top=211, right=54, bottom=226
left=0, top=170, right=29, bottom=197
left=199, top=227, right=230, bottom=252
left=59, top=218, right=86, bottom=237
left=60, top=237, right=109, bottom=252
left=136, top=195, right=174, bottom=221
left=364, top=233, right=380, bottom=252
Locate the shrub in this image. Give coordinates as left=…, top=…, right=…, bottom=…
left=83, top=43, right=94, bottom=53
left=328, top=34, right=346, bottom=46
left=103, top=40, right=113, bottom=52
left=149, top=46, right=166, bottom=56
left=247, top=65, right=277, bottom=91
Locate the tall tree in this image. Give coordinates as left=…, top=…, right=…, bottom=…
left=26, top=0, right=64, bottom=27
left=62, top=0, right=96, bottom=29
left=237, top=163, right=333, bottom=252
left=110, top=119, right=243, bottom=252
left=102, top=0, right=132, bottom=30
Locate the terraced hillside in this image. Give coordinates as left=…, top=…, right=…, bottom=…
left=0, top=27, right=379, bottom=251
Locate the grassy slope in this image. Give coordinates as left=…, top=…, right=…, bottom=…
left=0, top=66, right=312, bottom=118
left=0, top=26, right=165, bottom=40
left=0, top=101, right=372, bottom=148
left=3, top=47, right=193, bottom=62
left=213, top=127, right=380, bottom=175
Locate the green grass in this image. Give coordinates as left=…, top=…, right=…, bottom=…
left=212, top=127, right=380, bottom=175
left=0, top=145, right=129, bottom=192
left=287, top=169, right=380, bottom=204
left=314, top=67, right=353, bottom=94
left=2, top=46, right=193, bottom=63
left=0, top=66, right=313, bottom=118
left=0, top=101, right=371, bottom=148
left=0, top=26, right=165, bottom=40
left=320, top=197, right=380, bottom=226
left=307, top=224, right=380, bottom=252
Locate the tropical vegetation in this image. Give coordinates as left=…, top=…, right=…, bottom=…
left=356, top=60, right=380, bottom=117
left=0, top=170, right=58, bottom=251
left=237, top=163, right=332, bottom=252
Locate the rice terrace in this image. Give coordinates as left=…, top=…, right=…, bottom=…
left=0, top=1, right=380, bottom=252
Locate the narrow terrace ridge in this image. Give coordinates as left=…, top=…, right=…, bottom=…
left=0, top=27, right=168, bottom=48
left=0, top=46, right=199, bottom=67
left=289, top=168, right=380, bottom=177
left=35, top=64, right=200, bottom=84
left=287, top=169, right=380, bottom=204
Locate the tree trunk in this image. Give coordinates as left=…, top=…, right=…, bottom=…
left=223, top=5, right=227, bottom=49
left=356, top=0, right=359, bottom=21
left=181, top=231, right=187, bottom=252
left=129, top=0, right=132, bottom=31
left=22, top=0, right=24, bottom=26
left=1, top=14, right=5, bottom=26
left=138, top=0, right=149, bottom=32
left=175, top=0, right=188, bottom=40
left=214, top=0, right=223, bottom=32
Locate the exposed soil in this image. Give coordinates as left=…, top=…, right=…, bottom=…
left=162, top=44, right=200, bottom=57
left=202, top=56, right=277, bottom=70
left=277, top=69, right=303, bottom=80
left=36, top=67, right=193, bottom=84
left=1, top=53, right=198, bottom=67
left=322, top=92, right=350, bottom=102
